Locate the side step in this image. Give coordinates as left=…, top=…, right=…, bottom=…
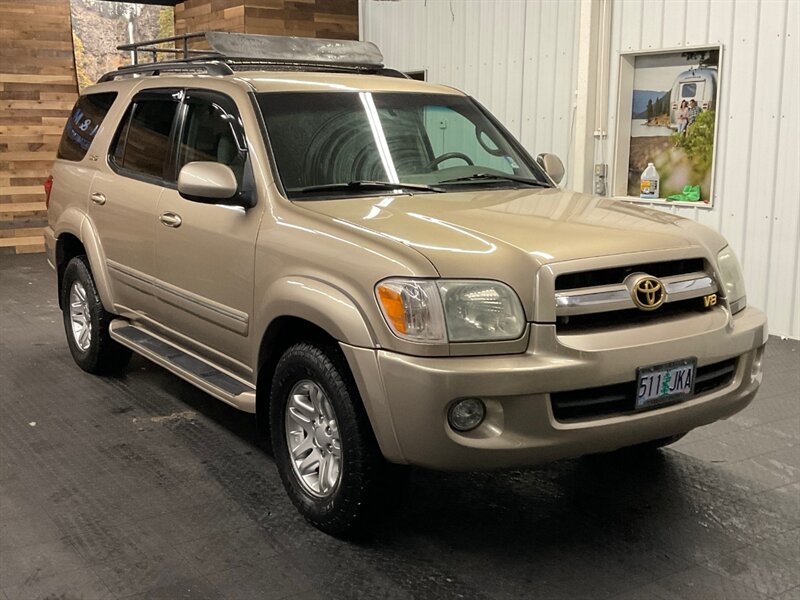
left=109, top=320, right=256, bottom=413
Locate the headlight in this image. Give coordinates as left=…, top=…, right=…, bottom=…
left=717, top=246, right=747, bottom=314
left=376, top=278, right=526, bottom=343
left=438, top=280, right=526, bottom=341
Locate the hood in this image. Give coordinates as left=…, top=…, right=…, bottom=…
left=299, top=188, right=725, bottom=312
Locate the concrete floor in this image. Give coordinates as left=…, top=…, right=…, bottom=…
left=0, top=253, right=798, bottom=600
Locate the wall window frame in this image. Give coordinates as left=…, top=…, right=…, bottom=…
left=611, top=44, right=723, bottom=210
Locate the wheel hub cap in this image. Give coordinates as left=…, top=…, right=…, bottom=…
left=69, top=281, right=91, bottom=352
left=285, top=380, right=342, bottom=497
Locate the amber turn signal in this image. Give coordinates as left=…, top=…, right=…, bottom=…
left=376, top=285, right=408, bottom=334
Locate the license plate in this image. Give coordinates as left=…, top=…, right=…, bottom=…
left=635, top=358, right=696, bottom=410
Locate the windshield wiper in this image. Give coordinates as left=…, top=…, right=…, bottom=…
left=438, top=173, right=550, bottom=187
left=294, top=180, right=445, bottom=194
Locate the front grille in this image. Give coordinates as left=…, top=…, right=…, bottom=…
left=553, top=257, right=715, bottom=332
left=555, top=258, right=705, bottom=291
left=550, top=358, right=738, bottom=422
left=557, top=297, right=711, bottom=333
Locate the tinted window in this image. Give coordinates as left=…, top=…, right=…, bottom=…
left=111, top=105, right=132, bottom=166
left=257, top=92, right=546, bottom=198
left=110, top=97, right=178, bottom=180
left=177, top=94, right=247, bottom=184
left=57, top=92, right=117, bottom=161
left=425, top=105, right=514, bottom=174
left=681, top=83, right=697, bottom=98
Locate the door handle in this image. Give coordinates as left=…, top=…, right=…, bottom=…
left=159, top=212, right=182, bottom=228
left=90, top=192, right=106, bottom=205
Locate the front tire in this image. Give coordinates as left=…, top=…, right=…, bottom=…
left=61, top=256, right=131, bottom=374
left=269, top=342, right=392, bottom=536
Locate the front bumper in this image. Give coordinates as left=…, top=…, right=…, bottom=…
left=342, top=306, right=768, bottom=470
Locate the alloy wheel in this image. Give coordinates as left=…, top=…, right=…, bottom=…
left=285, top=380, right=342, bottom=497
left=69, top=281, right=92, bottom=352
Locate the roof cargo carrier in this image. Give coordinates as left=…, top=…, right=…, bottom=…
left=98, top=31, right=403, bottom=82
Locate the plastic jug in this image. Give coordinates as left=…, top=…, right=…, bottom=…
left=640, top=162, right=660, bottom=199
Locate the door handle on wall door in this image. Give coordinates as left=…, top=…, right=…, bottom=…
left=159, top=212, right=182, bottom=228
left=90, top=192, right=106, bottom=205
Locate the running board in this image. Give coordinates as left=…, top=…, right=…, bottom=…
left=109, top=320, right=256, bottom=413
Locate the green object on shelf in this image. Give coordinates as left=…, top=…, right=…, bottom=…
left=667, top=185, right=701, bottom=202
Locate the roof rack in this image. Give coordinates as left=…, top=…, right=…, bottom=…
left=99, top=31, right=390, bottom=82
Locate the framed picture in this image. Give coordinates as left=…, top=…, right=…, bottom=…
left=70, top=0, right=175, bottom=92
left=612, top=45, right=722, bottom=208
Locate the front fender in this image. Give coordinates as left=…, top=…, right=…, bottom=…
left=256, top=276, right=376, bottom=351
left=256, top=277, right=407, bottom=462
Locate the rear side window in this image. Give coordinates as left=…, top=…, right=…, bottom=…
left=110, top=95, right=179, bottom=181
left=57, top=92, right=117, bottom=161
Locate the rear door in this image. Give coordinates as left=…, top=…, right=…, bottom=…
left=90, top=89, right=181, bottom=318
left=152, top=89, right=262, bottom=371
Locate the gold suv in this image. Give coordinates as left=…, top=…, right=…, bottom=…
left=45, top=33, right=767, bottom=535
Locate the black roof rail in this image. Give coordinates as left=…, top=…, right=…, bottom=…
left=97, top=60, right=233, bottom=83
left=98, top=31, right=393, bottom=82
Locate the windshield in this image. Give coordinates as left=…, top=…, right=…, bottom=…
left=256, top=91, right=550, bottom=198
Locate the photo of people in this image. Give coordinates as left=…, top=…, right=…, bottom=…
left=627, top=48, right=720, bottom=205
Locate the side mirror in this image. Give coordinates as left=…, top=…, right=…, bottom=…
left=178, top=162, right=243, bottom=205
left=536, top=153, right=565, bottom=185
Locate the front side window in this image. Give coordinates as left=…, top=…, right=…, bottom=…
left=256, top=92, right=548, bottom=198
left=110, top=95, right=179, bottom=180
left=57, top=92, right=117, bottom=161
left=176, top=93, right=247, bottom=185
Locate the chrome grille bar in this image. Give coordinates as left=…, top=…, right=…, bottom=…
left=555, top=272, right=717, bottom=317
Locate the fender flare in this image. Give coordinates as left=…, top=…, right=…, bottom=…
left=55, top=210, right=116, bottom=312
left=79, top=217, right=116, bottom=311
left=255, top=277, right=407, bottom=461
left=256, top=276, right=376, bottom=352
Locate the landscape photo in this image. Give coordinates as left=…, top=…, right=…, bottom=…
left=70, top=0, right=174, bottom=91
left=627, top=48, right=720, bottom=205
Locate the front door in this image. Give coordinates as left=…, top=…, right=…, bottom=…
left=152, top=89, right=262, bottom=374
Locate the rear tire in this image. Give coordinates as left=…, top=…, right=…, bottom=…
left=61, top=256, right=131, bottom=374
left=269, top=341, right=395, bottom=537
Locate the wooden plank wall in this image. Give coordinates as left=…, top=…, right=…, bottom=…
left=0, top=0, right=356, bottom=256
left=0, top=0, right=78, bottom=255
left=244, top=0, right=357, bottom=39
left=176, top=0, right=358, bottom=40
left=175, top=0, right=246, bottom=36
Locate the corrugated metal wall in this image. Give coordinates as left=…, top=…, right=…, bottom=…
left=605, top=0, right=799, bottom=339
left=361, top=0, right=580, bottom=187
left=362, top=0, right=799, bottom=339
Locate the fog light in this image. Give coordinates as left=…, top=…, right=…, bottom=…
left=448, top=398, right=486, bottom=432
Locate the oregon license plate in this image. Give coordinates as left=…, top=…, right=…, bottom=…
left=635, top=358, right=696, bottom=410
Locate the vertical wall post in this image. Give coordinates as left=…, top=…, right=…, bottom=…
left=572, top=0, right=611, bottom=194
